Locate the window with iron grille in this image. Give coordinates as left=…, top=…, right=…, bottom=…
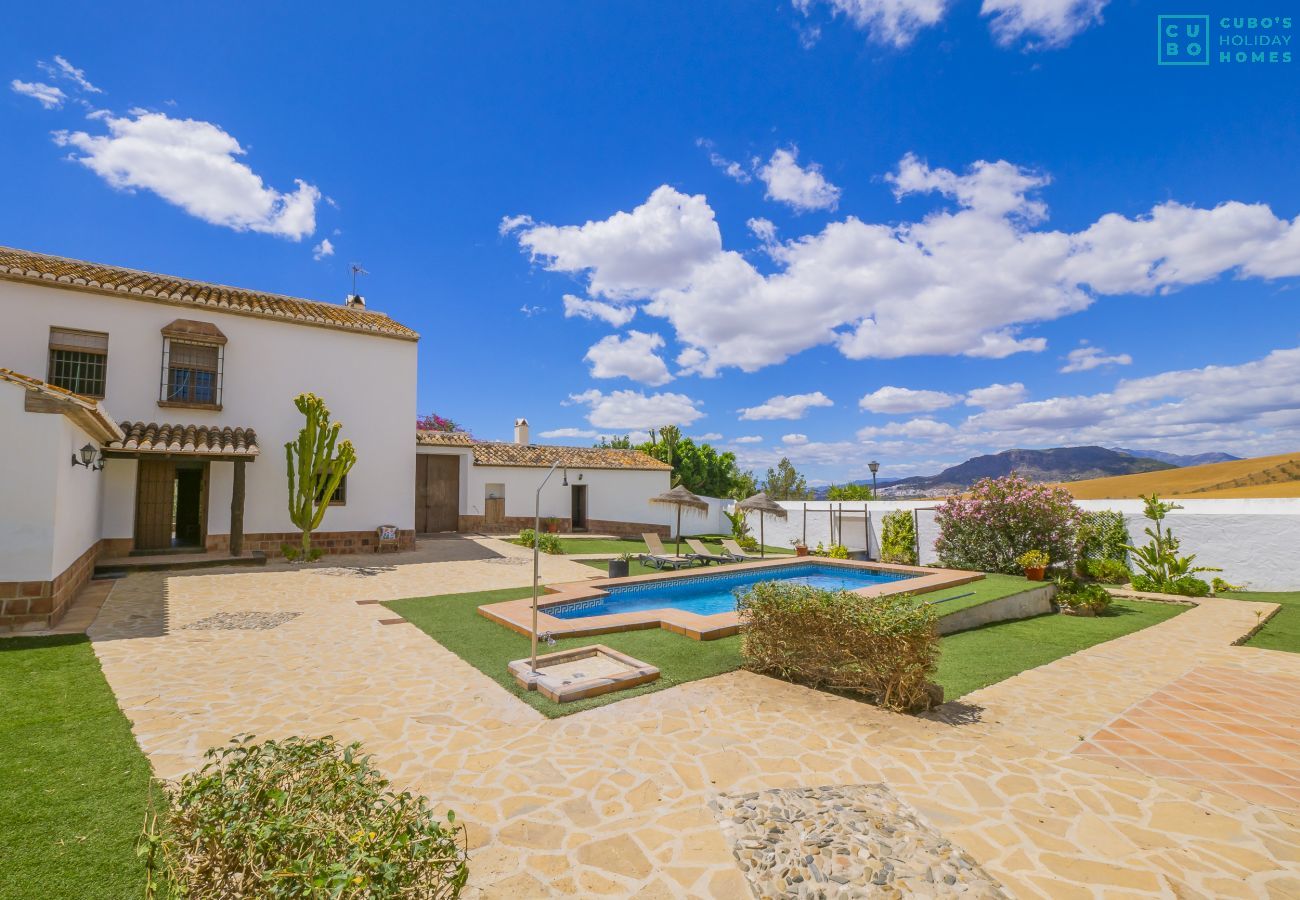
left=48, top=328, right=109, bottom=397
left=160, top=338, right=223, bottom=407
left=313, top=471, right=348, bottom=506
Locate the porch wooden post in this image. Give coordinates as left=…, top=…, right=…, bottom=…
left=230, top=460, right=246, bottom=556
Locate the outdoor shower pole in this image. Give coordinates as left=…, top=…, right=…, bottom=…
left=802, top=503, right=807, bottom=546
left=531, top=460, right=567, bottom=675
left=865, top=503, right=871, bottom=560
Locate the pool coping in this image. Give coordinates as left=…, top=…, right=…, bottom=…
left=477, top=557, right=984, bottom=641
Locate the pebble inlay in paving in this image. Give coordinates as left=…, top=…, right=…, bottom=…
left=710, top=784, right=1006, bottom=898
left=182, top=611, right=302, bottom=631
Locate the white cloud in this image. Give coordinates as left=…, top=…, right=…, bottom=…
left=519, top=304, right=545, bottom=317
left=39, top=55, right=102, bottom=94
left=1060, top=344, right=1132, bottom=373
left=584, top=331, right=674, bottom=386
left=566, top=388, right=705, bottom=430
left=698, top=138, right=752, bottom=183
left=734, top=435, right=764, bottom=444
left=54, top=110, right=320, bottom=240
left=857, top=418, right=955, bottom=439
left=739, top=392, right=835, bottom=420
left=782, top=433, right=810, bottom=445
left=538, top=427, right=599, bottom=439
left=964, top=382, right=1028, bottom=408
left=756, top=147, right=841, bottom=212
left=982, top=0, right=1108, bottom=49
left=508, top=154, right=1300, bottom=376
left=794, top=0, right=950, bottom=47
left=11, top=80, right=66, bottom=109
left=312, top=238, right=334, bottom=261
left=693, top=432, right=724, bottom=441
left=507, top=185, right=721, bottom=300
left=562, top=294, right=636, bottom=327
left=859, top=385, right=959, bottom=414
left=748, top=217, right=778, bottom=245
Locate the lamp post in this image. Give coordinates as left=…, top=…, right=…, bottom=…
left=868, top=459, right=880, bottom=497
left=531, top=460, right=568, bottom=674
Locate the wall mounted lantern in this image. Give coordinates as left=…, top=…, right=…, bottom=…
left=71, top=443, right=105, bottom=471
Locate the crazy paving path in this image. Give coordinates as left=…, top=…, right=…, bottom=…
left=88, top=539, right=1300, bottom=898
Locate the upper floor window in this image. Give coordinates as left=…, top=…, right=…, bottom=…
left=159, top=320, right=226, bottom=409
left=48, top=327, right=109, bottom=398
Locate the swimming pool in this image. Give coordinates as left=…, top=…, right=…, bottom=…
left=547, top=562, right=915, bottom=620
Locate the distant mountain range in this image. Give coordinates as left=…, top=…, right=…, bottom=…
left=813, top=445, right=1242, bottom=498
left=1114, top=448, right=1241, bottom=467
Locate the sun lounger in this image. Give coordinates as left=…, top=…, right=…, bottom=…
left=640, top=532, right=697, bottom=569
left=719, top=539, right=756, bottom=562
left=684, top=538, right=730, bottom=565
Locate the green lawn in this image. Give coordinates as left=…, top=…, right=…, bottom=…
left=0, top=635, right=153, bottom=900
left=935, top=598, right=1188, bottom=699
left=1223, top=591, right=1300, bottom=653
left=385, top=587, right=742, bottom=717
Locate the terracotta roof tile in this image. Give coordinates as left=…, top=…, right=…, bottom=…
left=416, top=430, right=476, bottom=447
left=111, top=421, right=259, bottom=456
left=0, top=246, right=418, bottom=341
left=469, top=441, right=671, bottom=471
left=0, top=367, right=123, bottom=443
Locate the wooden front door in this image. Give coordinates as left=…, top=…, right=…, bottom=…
left=416, top=455, right=460, bottom=533
left=134, top=459, right=175, bottom=550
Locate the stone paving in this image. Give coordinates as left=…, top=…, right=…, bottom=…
left=84, top=536, right=1300, bottom=898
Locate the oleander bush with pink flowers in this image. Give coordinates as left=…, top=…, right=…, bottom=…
left=934, top=474, right=1083, bottom=575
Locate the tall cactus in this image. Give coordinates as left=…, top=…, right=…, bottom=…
left=285, top=393, right=357, bottom=559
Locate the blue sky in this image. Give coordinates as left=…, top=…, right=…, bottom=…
left=3, top=1, right=1298, bottom=484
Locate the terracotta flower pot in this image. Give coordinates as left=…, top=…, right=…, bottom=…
left=1024, top=566, right=1045, bottom=581
left=795, top=545, right=810, bottom=557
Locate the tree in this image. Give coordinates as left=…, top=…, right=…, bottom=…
left=826, top=482, right=873, bottom=501
left=286, top=393, right=357, bottom=560
left=728, top=469, right=759, bottom=501
left=763, top=458, right=811, bottom=500
left=595, top=434, right=633, bottom=449
left=636, top=426, right=745, bottom=498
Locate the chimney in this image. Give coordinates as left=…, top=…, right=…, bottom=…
left=514, top=417, right=530, bottom=445
left=345, top=294, right=366, bottom=309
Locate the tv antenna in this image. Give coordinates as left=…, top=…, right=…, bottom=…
left=350, top=263, right=369, bottom=295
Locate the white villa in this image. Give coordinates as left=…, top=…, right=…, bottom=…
left=0, top=246, right=671, bottom=630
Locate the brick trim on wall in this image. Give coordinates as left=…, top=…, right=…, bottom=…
left=0, top=539, right=102, bottom=632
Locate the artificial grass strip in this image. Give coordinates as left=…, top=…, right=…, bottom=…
left=1224, top=591, right=1300, bottom=653
left=0, top=635, right=153, bottom=900
left=935, top=598, right=1187, bottom=700
left=384, top=588, right=742, bottom=717
left=523, top=536, right=793, bottom=557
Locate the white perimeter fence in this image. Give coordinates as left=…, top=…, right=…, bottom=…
left=683, top=497, right=1300, bottom=592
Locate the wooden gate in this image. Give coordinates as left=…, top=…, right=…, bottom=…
left=416, top=455, right=460, bottom=533
left=134, top=459, right=175, bottom=550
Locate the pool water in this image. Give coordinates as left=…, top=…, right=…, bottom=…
left=547, top=562, right=914, bottom=619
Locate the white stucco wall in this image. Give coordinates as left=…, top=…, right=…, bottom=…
left=0, top=279, right=418, bottom=541
left=0, top=382, right=103, bottom=581
left=740, top=499, right=1300, bottom=591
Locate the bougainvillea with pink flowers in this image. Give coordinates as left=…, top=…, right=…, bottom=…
left=415, top=412, right=469, bottom=435
left=934, top=474, right=1083, bottom=574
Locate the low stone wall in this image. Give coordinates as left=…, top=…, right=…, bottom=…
left=100, top=530, right=417, bottom=560
left=456, top=515, right=669, bottom=539
left=0, top=539, right=102, bottom=632
left=936, top=583, right=1056, bottom=635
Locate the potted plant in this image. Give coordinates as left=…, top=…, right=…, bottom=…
left=1018, top=549, right=1049, bottom=581
left=790, top=538, right=809, bottom=557
left=608, top=552, right=633, bottom=579
left=544, top=517, right=560, bottom=534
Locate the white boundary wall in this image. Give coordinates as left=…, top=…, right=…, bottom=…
left=724, top=498, right=1300, bottom=591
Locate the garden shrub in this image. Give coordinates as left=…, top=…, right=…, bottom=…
left=737, top=534, right=760, bottom=552
left=516, top=529, right=561, bottom=554
left=828, top=543, right=850, bottom=559
left=1211, top=576, right=1245, bottom=593
left=934, top=474, right=1082, bottom=575
left=140, top=735, right=468, bottom=899
left=1054, top=578, right=1113, bottom=615
left=1125, top=493, right=1219, bottom=596
left=738, top=582, right=940, bottom=712
left=516, top=528, right=537, bottom=547
left=879, top=509, right=917, bottom=565
left=1082, top=558, right=1132, bottom=584
left=1132, top=573, right=1210, bottom=597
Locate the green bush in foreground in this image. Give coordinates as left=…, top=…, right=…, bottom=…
left=141, top=735, right=468, bottom=899
left=1054, top=578, right=1114, bottom=615
left=738, top=582, right=940, bottom=712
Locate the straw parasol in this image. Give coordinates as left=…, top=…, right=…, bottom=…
left=736, top=492, right=788, bottom=558
left=650, top=484, right=710, bottom=556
